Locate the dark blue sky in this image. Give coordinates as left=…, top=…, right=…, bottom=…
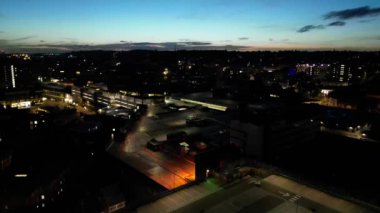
left=1, top=0, right=380, bottom=52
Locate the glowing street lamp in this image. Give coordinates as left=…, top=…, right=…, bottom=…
left=163, top=68, right=170, bottom=76
left=163, top=68, right=170, bottom=80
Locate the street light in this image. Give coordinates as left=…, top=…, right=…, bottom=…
left=163, top=68, right=169, bottom=76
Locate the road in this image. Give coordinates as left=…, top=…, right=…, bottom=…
left=321, top=127, right=378, bottom=143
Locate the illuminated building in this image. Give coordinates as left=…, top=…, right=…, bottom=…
left=42, top=83, right=70, bottom=102
left=80, top=84, right=163, bottom=108
left=1, top=65, right=17, bottom=89
left=296, top=63, right=330, bottom=79
left=330, top=64, right=358, bottom=83
left=0, top=89, right=40, bottom=109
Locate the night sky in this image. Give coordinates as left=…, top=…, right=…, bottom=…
left=0, top=0, right=380, bottom=52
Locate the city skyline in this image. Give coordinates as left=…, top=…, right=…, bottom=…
left=1, top=0, right=380, bottom=53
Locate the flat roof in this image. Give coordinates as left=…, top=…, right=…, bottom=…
left=143, top=175, right=376, bottom=213
left=171, top=92, right=239, bottom=111
left=107, top=102, right=228, bottom=189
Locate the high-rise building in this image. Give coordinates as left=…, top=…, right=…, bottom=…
left=1, top=65, right=17, bottom=89
left=296, top=63, right=330, bottom=79
left=331, top=64, right=354, bottom=82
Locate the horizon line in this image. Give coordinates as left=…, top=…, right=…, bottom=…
left=2, top=49, right=380, bottom=54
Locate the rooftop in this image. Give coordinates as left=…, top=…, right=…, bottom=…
left=107, top=100, right=230, bottom=189
left=139, top=175, right=376, bottom=213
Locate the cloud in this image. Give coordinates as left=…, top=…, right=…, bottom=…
left=3, top=40, right=379, bottom=53
left=125, top=41, right=211, bottom=46
left=0, top=31, right=4, bottom=33
left=1, top=41, right=234, bottom=53
left=328, top=21, right=346, bottom=26
left=297, top=25, right=325, bottom=33
left=297, top=6, right=380, bottom=33
left=297, top=21, right=344, bottom=33
left=238, top=37, right=249, bottom=40
left=0, top=36, right=36, bottom=47
left=268, top=38, right=298, bottom=45
left=40, top=40, right=45, bottom=43
left=180, top=42, right=211, bottom=46
left=221, top=40, right=231, bottom=42
left=13, top=36, right=35, bottom=41
left=324, top=6, right=380, bottom=20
